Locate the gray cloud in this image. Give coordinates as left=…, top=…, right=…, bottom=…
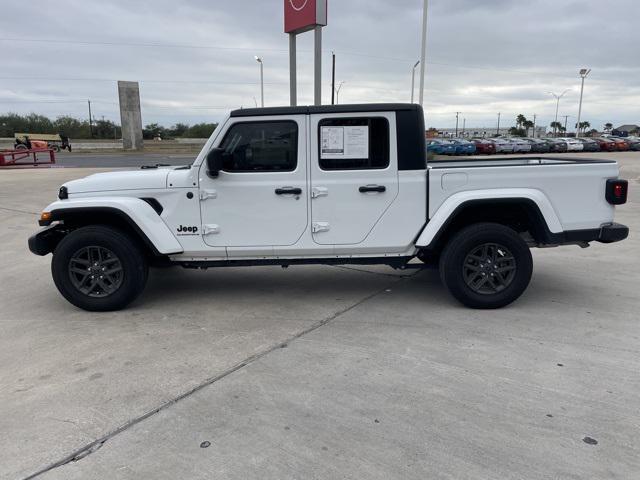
left=1, top=0, right=638, bottom=131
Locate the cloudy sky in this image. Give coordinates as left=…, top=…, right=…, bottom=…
left=1, top=0, right=638, bottom=131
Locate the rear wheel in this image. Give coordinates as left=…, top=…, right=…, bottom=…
left=52, top=226, right=148, bottom=311
left=439, top=223, right=532, bottom=309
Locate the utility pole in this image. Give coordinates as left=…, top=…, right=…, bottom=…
left=497, top=112, right=501, bottom=136
left=462, top=118, right=466, bottom=137
left=418, top=0, right=429, bottom=108
left=335, top=81, right=344, bottom=104
left=575, top=68, right=591, bottom=138
left=410, top=60, right=420, bottom=103
left=87, top=99, right=94, bottom=138
left=331, top=52, right=336, bottom=105
left=532, top=114, right=537, bottom=137
left=455, top=112, right=460, bottom=137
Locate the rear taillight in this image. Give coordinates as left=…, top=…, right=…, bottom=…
left=606, top=179, right=628, bottom=205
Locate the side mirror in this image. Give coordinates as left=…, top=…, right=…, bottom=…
left=206, top=148, right=225, bottom=177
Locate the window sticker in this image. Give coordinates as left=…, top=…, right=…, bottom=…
left=321, top=125, right=369, bottom=159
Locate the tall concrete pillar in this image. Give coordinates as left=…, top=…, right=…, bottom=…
left=117, top=81, right=143, bottom=150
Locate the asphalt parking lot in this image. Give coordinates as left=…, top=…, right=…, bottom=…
left=1, top=152, right=639, bottom=479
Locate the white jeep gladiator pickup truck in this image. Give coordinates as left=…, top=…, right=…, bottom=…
left=29, top=104, right=629, bottom=311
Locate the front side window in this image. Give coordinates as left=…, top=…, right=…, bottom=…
left=318, top=117, right=389, bottom=170
left=219, top=121, right=298, bottom=172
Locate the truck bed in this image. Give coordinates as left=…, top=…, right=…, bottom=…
left=426, top=156, right=620, bottom=232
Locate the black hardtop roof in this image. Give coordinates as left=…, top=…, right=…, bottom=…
left=230, top=103, right=422, bottom=117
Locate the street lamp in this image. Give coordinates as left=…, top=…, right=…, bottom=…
left=410, top=60, right=420, bottom=103
left=254, top=56, right=264, bottom=108
left=575, top=68, right=591, bottom=137
left=548, top=89, right=569, bottom=137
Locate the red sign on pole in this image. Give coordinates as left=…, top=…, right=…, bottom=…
left=284, top=0, right=327, bottom=34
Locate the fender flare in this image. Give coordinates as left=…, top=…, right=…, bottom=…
left=416, top=189, right=563, bottom=248
left=39, top=197, right=183, bottom=255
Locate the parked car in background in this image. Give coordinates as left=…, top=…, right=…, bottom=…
left=471, top=139, right=496, bottom=155
left=488, top=137, right=515, bottom=153
left=427, top=139, right=456, bottom=155
left=593, top=137, right=617, bottom=152
left=449, top=138, right=476, bottom=155
left=506, top=137, right=532, bottom=153
left=626, top=137, right=640, bottom=151
left=609, top=137, right=630, bottom=151
left=576, top=138, right=600, bottom=152
left=541, top=138, right=568, bottom=153
left=558, top=137, right=584, bottom=152
left=523, top=138, right=551, bottom=153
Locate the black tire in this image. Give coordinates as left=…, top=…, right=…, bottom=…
left=51, top=226, right=148, bottom=311
left=439, top=223, right=532, bottom=309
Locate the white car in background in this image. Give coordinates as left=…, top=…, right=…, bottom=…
left=558, top=137, right=585, bottom=152
left=506, top=137, right=532, bottom=153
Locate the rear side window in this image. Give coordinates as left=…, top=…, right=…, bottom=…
left=318, top=117, right=389, bottom=170
left=219, top=121, right=298, bottom=172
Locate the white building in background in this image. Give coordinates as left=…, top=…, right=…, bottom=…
left=433, top=126, right=547, bottom=138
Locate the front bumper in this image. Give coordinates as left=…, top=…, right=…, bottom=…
left=28, top=224, right=66, bottom=256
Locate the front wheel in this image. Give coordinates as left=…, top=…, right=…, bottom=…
left=439, top=223, right=532, bottom=309
left=51, top=226, right=148, bottom=311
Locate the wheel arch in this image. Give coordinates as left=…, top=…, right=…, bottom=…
left=417, top=195, right=561, bottom=253
left=33, top=200, right=183, bottom=257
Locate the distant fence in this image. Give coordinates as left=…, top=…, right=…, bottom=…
left=0, top=137, right=207, bottom=151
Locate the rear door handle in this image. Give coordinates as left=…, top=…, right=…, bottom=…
left=359, top=185, right=386, bottom=193
left=275, top=187, right=302, bottom=195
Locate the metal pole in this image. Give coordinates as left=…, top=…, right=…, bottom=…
left=87, top=100, right=94, bottom=138
left=563, top=115, right=569, bottom=135
left=410, top=61, right=419, bottom=103
left=576, top=71, right=589, bottom=137
left=455, top=112, right=460, bottom=137
left=314, top=26, right=322, bottom=106
left=497, top=112, right=500, bottom=136
left=331, top=52, right=336, bottom=105
left=462, top=118, right=465, bottom=136
left=259, top=62, right=264, bottom=108
left=554, top=97, right=560, bottom=137
left=418, top=0, right=429, bottom=107
left=289, top=34, right=297, bottom=107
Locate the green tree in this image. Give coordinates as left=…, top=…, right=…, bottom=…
left=550, top=121, right=563, bottom=136
left=183, top=122, right=218, bottom=138
left=522, top=119, right=534, bottom=136
left=516, top=114, right=527, bottom=129
left=604, top=122, right=613, bottom=133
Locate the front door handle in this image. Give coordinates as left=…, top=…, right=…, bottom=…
left=359, top=185, right=386, bottom=193
left=275, top=187, right=302, bottom=195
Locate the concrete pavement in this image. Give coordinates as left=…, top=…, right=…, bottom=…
left=0, top=153, right=638, bottom=479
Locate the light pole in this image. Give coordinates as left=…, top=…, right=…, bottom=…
left=418, top=0, right=429, bottom=108
left=410, top=60, right=420, bottom=103
left=254, top=56, right=264, bottom=108
left=548, top=89, right=569, bottom=137
left=334, top=81, right=345, bottom=104
left=455, top=112, right=460, bottom=137
left=496, top=112, right=501, bottom=136
left=575, top=68, right=591, bottom=137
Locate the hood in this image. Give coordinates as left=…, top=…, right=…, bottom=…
left=64, top=168, right=172, bottom=194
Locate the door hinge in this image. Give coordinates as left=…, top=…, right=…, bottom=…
left=202, top=224, right=220, bottom=235
left=199, top=189, right=217, bottom=201
left=311, top=187, right=329, bottom=199
left=312, top=222, right=330, bottom=233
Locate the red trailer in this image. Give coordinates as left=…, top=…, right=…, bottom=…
left=0, top=147, right=56, bottom=167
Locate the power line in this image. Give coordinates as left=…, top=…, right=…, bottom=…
left=0, top=36, right=583, bottom=79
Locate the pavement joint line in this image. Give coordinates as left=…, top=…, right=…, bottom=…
left=0, top=206, right=39, bottom=215
left=21, top=278, right=404, bottom=480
